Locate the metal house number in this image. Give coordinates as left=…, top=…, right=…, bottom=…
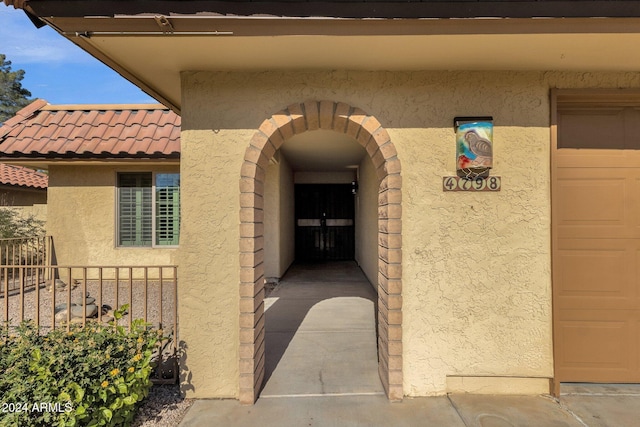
left=443, top=176, right=501, bottom=192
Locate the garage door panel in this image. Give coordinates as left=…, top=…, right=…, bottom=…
left=556, top=172, right=638, bottom=239
left=555, top=247, right=633, bottom=308
left=633, top=178, right=640, bottom=230
left=556, top=314, right=637, bottom=382
left=556, top=150, right=638, bottom=168
left=556, top=178, right=625, bottom=224
left=555, top=239, right=640, bottom=308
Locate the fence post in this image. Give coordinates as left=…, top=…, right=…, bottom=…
left=143, top=267, right=148, bottom=323
left=66, top=267, right=71, bottom=333
left=35, top=266, right=40, bottom=327
left=3, top=267, right=8, bottom=325
left=19, top=267, right=24, bottom=322
left=51, top=266, right=56, bottom=330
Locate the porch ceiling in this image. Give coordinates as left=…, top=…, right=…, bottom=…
left=22, top=14, right=640, bottom=112
left=280, top=130, right=367, bottom=172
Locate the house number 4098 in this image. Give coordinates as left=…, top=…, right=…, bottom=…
left=442, top=176, right=501, bottom=192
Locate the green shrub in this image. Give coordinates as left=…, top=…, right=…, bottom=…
left=0, top=306, right=160, bottom=426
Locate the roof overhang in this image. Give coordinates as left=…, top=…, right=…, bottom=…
left=0, top=183, right=46, bottom=192
left=7, top=1, right=640, bottom=113
left=2, top=158, right=180, bottom=171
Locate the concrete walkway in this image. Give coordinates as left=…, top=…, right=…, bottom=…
left=179, top=385, right=640, bottom=426
left=261, top=261, right=382, bottom=397
left=179, top=262, right=640, bottom=426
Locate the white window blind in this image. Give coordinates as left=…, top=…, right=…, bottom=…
left=117, top=172, right=180, bottom=247
left=155, top=173, right=180, bottom=246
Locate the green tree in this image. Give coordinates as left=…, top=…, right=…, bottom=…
left=0, top=53, right=32, bottom=124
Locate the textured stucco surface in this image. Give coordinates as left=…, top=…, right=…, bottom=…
left=177, top=124, right=244, bottom=398
left=354, top=154, right=379, bottom=287
left=264, top=160, right=278, bottom=279
left=0, top=188, right=47, bottom=208
left=264, top=155, right=294, bottom=279
left=1, top=187, right=48, bottom=224
left=446, top=376, right=551, bottom=395
left=47, top=165, right=178, bottom=267
left=277, top=157, right=295, bottom=276
left=5, top=204, right=47, bottom=223
left=178, top=70, right=640, bottom=399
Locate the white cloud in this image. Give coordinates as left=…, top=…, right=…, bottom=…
left=0, top=5, right=156, bottom=104
left=0, top=6, right=93, bottom=65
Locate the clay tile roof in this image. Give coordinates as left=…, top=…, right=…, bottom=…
left=0, top=100, right=180, bottom=160
left=0, top=164, right=48, bottom=189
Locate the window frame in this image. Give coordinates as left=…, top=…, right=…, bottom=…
left=116, top=171, right=180, bottom=249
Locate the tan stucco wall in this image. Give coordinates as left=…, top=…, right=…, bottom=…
left=1, top=187, right=48, bottom=224
left=354, top=155, right=379, bottom=287
left=264, top=154, right=294, bottom=279
left=178, top=122, right=243, bottom=398
left=1, top=205, right=47, bottom=225
left=278, top=158, right=295, bottom=276
left=47, top=165, right=178, bottom=267
left=0, top=187, right=47, bottom=207
left=264, top=159, right=279, bottom=279
left=178, top=69, right=640, bottom=399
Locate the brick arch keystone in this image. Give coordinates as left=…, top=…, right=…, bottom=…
left=239, top=100, right=402, bottom=404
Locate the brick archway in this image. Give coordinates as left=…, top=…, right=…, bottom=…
left=239, top=101, right=402, bottom=404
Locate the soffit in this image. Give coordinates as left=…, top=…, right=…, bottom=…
left=280, top=130, right=367, bottom=171
left=29, top=16, right=640, bottom=112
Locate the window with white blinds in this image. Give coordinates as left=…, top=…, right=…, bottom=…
left=117, top=172, right=180, bottom=247
left=155, top=173, right=180, bottom=246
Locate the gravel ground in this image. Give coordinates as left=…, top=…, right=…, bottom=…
left=133, top=384, right=194, bottom=427
left=1, top=276, right=176, bottom=330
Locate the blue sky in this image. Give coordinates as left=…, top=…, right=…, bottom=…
left=0, top=6, right=156, bottom=105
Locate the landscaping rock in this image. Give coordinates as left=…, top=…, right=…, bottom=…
left=55, top=303, right=73, bottom=313
left=46, top=279, right=67, bottom=291
left=70, top=304, right=98, bottom=318
left=74, top=296, right=96, bottom=306
left=54, top=309, right=70, bottom=322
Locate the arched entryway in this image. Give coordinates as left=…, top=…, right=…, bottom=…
left=239, top=101, right=402, bottom=404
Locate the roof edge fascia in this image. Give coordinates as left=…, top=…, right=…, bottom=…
left=41, top=103, right=169, bottom=111
left=0, top=158, right=180, bottom=168
left=12, top=1, right=640, bottom=20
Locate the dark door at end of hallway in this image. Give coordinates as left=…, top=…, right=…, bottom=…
left=295, top=184, right=355, bottom=261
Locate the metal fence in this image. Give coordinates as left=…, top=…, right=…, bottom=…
left=0, top=236, right=52, bottom=293
left=0, top=264, right=178, bottom=384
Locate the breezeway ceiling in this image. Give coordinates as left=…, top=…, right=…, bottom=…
left=279, top=130, right=367, bottom=172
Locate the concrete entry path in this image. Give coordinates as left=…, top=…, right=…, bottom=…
left=178, top=391, right=639, bottom=426
left=260, top=261, right=384, bottom=398
left=559, top=383, right=640, bottom=427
